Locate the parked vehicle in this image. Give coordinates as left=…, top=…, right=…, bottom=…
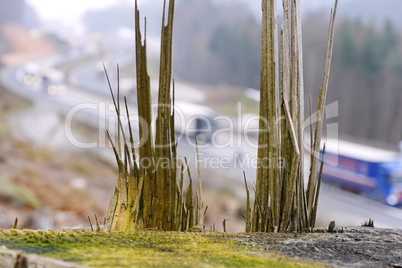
left=322, top=139, right=402, bottom=206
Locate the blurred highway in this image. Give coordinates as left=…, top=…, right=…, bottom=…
left=1, top=36, right=402, bottom=230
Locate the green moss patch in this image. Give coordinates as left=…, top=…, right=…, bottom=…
left=0, top=229, right=324, bottom=267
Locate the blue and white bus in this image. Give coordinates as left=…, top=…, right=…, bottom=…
left=322, top=139, right=402, bottom=206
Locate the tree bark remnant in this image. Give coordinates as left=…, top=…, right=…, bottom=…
left=105, top=0, right=201, bottom=232
left=250, top=0, right=338, bottom=232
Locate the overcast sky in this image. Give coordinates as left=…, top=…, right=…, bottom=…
left=26, top=0, right=339, bottom=25
left=26, top=0, right=136, bottom=24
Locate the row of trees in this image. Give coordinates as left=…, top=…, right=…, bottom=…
left=80, top=0, right=261, bottom=88
left=81, top=0, right=401, bottom=152
left=173, top=1, right=402, bottom=147
left=173, top=0, right=260, bottom=88
left=335, top=19, right=402, bottom=145
left=304, top=15, right=402, bottom=146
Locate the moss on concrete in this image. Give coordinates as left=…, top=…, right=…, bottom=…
left=0, top=229, right=324, bottom=267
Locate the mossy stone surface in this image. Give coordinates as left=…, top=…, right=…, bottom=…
left=0, top=229, right=324, bottom=267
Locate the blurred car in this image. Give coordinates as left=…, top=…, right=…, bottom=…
left=41, top=68, right=67, bottom=96
left=17, top=62, right=42, bottom=90
left=17, top=62, right=67, bottom=96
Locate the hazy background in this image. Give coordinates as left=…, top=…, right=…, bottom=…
left=0, top=0, right=401, bottom=231
left=4, top=0, right=398, bottom=146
